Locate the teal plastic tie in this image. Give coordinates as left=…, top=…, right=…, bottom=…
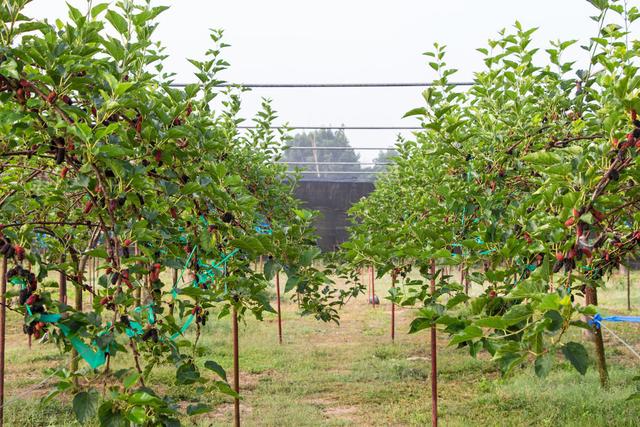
left=171, top=314, right=195, bottom=340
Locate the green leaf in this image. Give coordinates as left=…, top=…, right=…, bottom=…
left=91, top=3, right=110, bottom=18
left=561, top=342, right=589, bottom=375
left=446, top=293, right=469, bottom=309
left=409, top=317, right=433, bottom=334
left=128, top=391, right=163, bottom=406
left=126, top=406, right=147, bottom=424
left=0, top=58, right=19, bottom=79
left=300, top=247, right=321, bottom=266
left=98, top=401, right=126, bottom=427
left=538, top=293, right=560, bottom=311
left=544, top=310, right=563, bottom=332
left=214, top=380, right=239, bottom=398
left=232, top=236, right=264, bottom=254
left=187, top=403, right=212, bottom=416
left=85, top=248, right=109, bottom=258
left=450, top=325, right=483, bottom=345
left=502, top=304, right=533, bottom=326
left=96, top=144, right=133, bottom=157
left=474, top=316, right=507, bottom=330
left=204, top=360, right=227, bottom=381
left=523, top=151, right=562, bottom=166
left=123, top=372, right=140, bottom=389
left=627, top=392, right=640, bottom=401
left=73, top=391, right=99, bottom=424
left=403, top=107, right=427, bottom=118
left=176, top=362, right=200, bottom=385
left=263, top=259, right=277, bottom=280
left=105, top=10, right=128, bottom=35
left=284, top=275, right=300, bottom=293
left=534, top=353, right=553, bottom=378
left=181, top=182, right=201, bottom=194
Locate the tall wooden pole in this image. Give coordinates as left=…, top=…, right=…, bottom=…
left=276, top=272, right=283, bottom=344
left=370, top=266, right=376, bottom=307
left=585, top=286, right=609, bottom=388
left=170, top=269, right=178, bottom=316
left=430, top=259, right=438, bottom=427
left=59, top=255, right=67, bottom=305
left=391, top=271, right=396, bottom=342
left=365, top=268, right=370, bottom=305
left=0, top=257, right=7, bottom=426
left=232, top=306, right=240, bottom=427
left=71, top=264, right=83, bottom=381
left=627, top=264, right=631, bottom=311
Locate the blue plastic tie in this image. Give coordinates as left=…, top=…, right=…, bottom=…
left=589, top=313, right=640, bottom=329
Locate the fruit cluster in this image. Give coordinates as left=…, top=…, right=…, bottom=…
left=7, top=265, right=48, bottom=339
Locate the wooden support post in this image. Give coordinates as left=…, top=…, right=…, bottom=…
left=430, top=259, right=438, bottom=427
left=365, top=267, right=370, bottom=305
left=59, top=255, right=67, bottom=305
left=627, top=264, right=631, bottom=311
left=0, top=257, right=7, bottom=426
left=71, top=265, right=84, bottom=381
left=585, top=286, right=609, bottom=388
left=391, top=270, right=396, bottom=342
left=276, top=272, right=283, bottom=344
left=232, top=306, right=240, bottom=427
left=370, top=265, right=376, bottom=307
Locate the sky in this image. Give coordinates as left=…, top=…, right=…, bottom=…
left=25, top=1, right=611, bottom=163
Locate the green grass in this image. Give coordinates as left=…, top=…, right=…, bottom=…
left=3, top=270, right=640, bottom=426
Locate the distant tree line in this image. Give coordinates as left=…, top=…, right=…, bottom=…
left=283, top=129, right=397, bottom=181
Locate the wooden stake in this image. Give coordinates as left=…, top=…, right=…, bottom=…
left=370, top=265, right=376, bottom=307
left=71, top=266, right=84, bottom=381
left=585, top=285, right=609, bottom=388
left=365, top=267, right=370, bottom=305
left=275, top=272, right=283, bottom=344
left=59, top=255, right=67, bottom=305
left=430, top=259, right=438, bottom=427
left=0, top=257, right=7, bottom=426
left=627, top=263, right=631, bottom=311
left=232, top=306, right=240, bottom=427
left=171, top=269, right=178, bottom=316
left=391, top=270, right=396, bottom=342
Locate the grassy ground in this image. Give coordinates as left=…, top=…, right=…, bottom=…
left=3, top=270, right=640, bottom=426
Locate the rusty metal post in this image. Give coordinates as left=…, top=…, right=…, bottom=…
left=430, top=259, right=438, bottom=427
left=276, top=272, right=283, bottom=344
left=232, top=306, right=240, bottom=427
left=0, top=257, right=7, bottom=426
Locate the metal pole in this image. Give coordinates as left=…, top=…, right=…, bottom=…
left=232, top=306, right=240, bottom=427
left=430, top=259, right=438, bottom=427
left=0, top=257, right=7, bottom=426
left=276, top=272, right=283, bottom=344
left=311, top=132, right=320, bottom=178
left=391, top=271, right=396, bottom=342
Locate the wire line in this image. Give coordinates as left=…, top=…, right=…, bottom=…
left=169, top=81, right=473, bottom=88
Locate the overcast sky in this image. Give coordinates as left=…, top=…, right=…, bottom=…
left=25, top=1, right=615, bottom=162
